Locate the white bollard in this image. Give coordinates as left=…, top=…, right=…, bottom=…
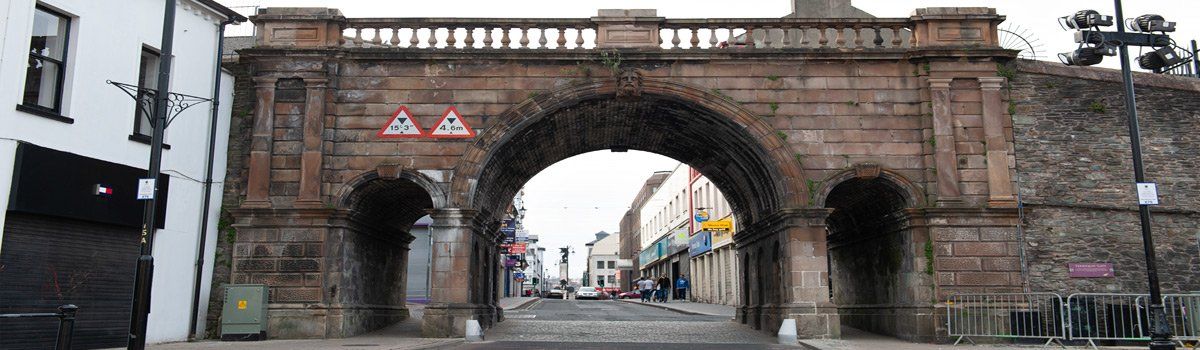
left=465, top=319, right=484, bottom=342
left=778, top=318, right=798, bottom=345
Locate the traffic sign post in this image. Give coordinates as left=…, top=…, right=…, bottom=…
left=376, top=106, right=425, bottom=138
left=428, top=106, right=476, bottom=138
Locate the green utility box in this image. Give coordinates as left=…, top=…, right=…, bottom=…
left=221, top=284, right=268, bottom=341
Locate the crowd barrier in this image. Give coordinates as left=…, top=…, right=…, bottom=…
left=947, top=292, right=1200, bottom=348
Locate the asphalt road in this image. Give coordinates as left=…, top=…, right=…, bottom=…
left=448, top=299, right=793, bottom=349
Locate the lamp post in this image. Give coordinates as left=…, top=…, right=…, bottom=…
left=1056, top=1, right=1184, bottom=349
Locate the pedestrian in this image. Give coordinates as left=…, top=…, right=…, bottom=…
left=675, top=274, right=690, bottom=301
left=656, top=276, right=670, bottom=302
left=638, top=277, right=654, bottom=302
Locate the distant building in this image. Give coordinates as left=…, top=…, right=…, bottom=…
left=586, top=232, right=620, bottom=292
left=618, top=171, right=670, bottom=291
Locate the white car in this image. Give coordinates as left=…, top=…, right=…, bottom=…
left=547, top=288, right=565, bottom=298
left=576, top=287, right=600, bottom=300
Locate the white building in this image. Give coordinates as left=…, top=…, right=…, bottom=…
left=637, top=163, right=691, bottom=283
left=0, top=0, right=242, bottom=346
left=688, top=173, right=740, bottom=305
left=586, top=232, right=620, bottom=291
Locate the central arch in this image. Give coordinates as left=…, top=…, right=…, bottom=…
left=450, top=78, right=808, bottom=225
left=423, top=76, right=836, bottom=338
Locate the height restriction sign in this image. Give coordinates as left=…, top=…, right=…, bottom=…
left=377, top=106, right=425, bottom=138
left=428, top=106, right=476, bottom=138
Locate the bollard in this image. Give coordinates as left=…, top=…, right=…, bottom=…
left=464, top=319, right=484, bottom=342
left=778, top=318, right=798, bottom=345
left=56, top=304, right=78, bottom=350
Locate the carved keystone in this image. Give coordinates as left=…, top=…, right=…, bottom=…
left=252, top=8, right=347, bottom=48
left=592, top=9, right=665, bottom=49
left=910, top=7, right=1003, bottom=48
left=377, top=163, right=405, bottom=179
left=854, top=163, right=881, bottom=180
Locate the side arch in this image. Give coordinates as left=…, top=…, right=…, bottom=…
left=813, top=164, right=925, bottom=209
left=336, top=166, right=448, bottom=210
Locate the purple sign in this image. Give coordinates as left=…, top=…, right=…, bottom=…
left=1068, top=263, right=1114, bottom=278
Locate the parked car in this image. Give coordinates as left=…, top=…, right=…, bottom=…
left=617, top=290, right=641, bottom=299
left=576, top=287, right=601, bottom=300
left=546, top=288, right=565, bottom=298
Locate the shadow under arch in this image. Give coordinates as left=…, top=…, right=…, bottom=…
left=819, top=165, right=934, bottom=341
left=449, top=77, right=809, bottom=225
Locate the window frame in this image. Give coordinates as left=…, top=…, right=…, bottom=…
left=132, top=46, right=162, bottom=137
left=18, top=4, right=73, bottom=121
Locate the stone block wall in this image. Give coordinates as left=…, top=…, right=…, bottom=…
left=1011, top=60, right=1200, bottom=295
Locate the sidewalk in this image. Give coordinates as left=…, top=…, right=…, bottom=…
left=620, top=299, right=736, bottom=317
left=499, top=296, right=540, bottom=310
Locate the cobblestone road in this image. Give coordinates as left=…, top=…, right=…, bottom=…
left=449, top=299, right=792, bottom=349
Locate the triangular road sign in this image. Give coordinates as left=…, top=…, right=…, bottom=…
left=428, top=106, right=476, bottom=138
left=377, top=106, right=425, bottom=138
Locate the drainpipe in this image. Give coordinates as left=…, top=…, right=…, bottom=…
left=188, top=17, right=236, bottom=341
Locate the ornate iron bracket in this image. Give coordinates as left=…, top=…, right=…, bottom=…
left=107, top=80, right=212, bottom=129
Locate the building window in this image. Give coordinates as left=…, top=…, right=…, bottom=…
left=596, top=276, right=605, bottom=285
left=607, top=261, right=615, bottom=269
left=597, top=261, right=604, bottom=269
left=21, top=5, right=71, bottom=115
left=133, top=48, right=161, bottom=137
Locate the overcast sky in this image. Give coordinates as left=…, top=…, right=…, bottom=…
left=216, top=0, right=1198, bottom=279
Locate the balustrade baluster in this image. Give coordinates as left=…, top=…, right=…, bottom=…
left=519, top=27, right=530, bottom=48
left=817, top=25, right=828, bottom=47
left=726, top=27, right=735, bottom=48
left=873, top=26, right=884, bottom=47
left=446, top=27, right=458, bottom=48
left=798, top=26, right=808, bottom=47
left=708, top=28, right=718, bottom=49
left=464, top=28, right=476, bottom=49
left=575, top=26, right=585, bottom=49
left=371, top=28, right=382, bottom=46
left=538, top=27, right=549, bottom=49
left=762, top=26, right=774, bottom=48
left=428, top=27, right=438, bottom=48
left=781, top=26, right=792, bottom=48
left=689, top=27, right=700, bottom=49
left=835, top=25, right=846, bottom=48
left=410, top=27, right=420, bottom=48
left=501, top=27, right=512, bottom=48
left=353, top=27, right=364, bottom=47
left=891, top=26, right=902, bottom=47
left=743, top=25, right=754, bottom=48
left=557, top=28, right=567, bottom=49
left=853, top=25, right=863, bottom=49
left=670, top=27, right=682, bottom=49
left=390, top=28, right=401, bottom=46
left=483, top=28, right=495, bottom=49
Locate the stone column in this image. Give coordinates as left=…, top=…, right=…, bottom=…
left=979, top=77, right=1017, bottom=207
left=422, top=208, right=489, bottom=337
left=244, top=77, right=278, bottom=208
left=295, top=78, right=328, bottom=207
left=929, top=78, right=963, bottom=206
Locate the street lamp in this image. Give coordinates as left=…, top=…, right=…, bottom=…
left=1057, top=2, right=1180, bottom=349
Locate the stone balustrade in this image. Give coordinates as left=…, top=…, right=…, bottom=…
left=659, top=18, right=913, bottom=49
left=343, top=18, right=596, bottom=49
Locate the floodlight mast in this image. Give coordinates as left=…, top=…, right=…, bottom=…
left=1110, top=1, right=1175, bottom=349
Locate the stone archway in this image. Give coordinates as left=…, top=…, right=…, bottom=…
left=819, top=165, right=936, bottom=341
left=423, top=76, right=839, bottom=337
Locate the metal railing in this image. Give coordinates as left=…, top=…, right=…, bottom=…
left=1065, top=293, right=1150, bottom=348
left=947, top=292, right=1200, bottom=348
left=1162, top=294, right=1200, bottom=344
left=946, top=293, right=1066, bottom=347
left=0, top=304, right=79, bottom=350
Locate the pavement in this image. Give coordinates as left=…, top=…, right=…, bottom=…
left=619, top=298, right=737, bottom=317
left=498, top=296, right=540, bottom=310
left=449, top=298, right=779, bottom=349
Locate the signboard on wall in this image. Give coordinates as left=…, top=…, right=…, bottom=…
left=501, top=243, right=527, bottom=254
left=689, top=231, right=712, bottom=257
left=1068, top=263, right=1115, bottom=278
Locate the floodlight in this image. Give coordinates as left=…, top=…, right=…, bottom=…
left=1137, top=46, right=1185, bottom=71
left=1058, top=47, right=1106, bottom=66
left=1129, top=14, right=1176, bottom=33
left=1059, top=10, right=1114, bottom=30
